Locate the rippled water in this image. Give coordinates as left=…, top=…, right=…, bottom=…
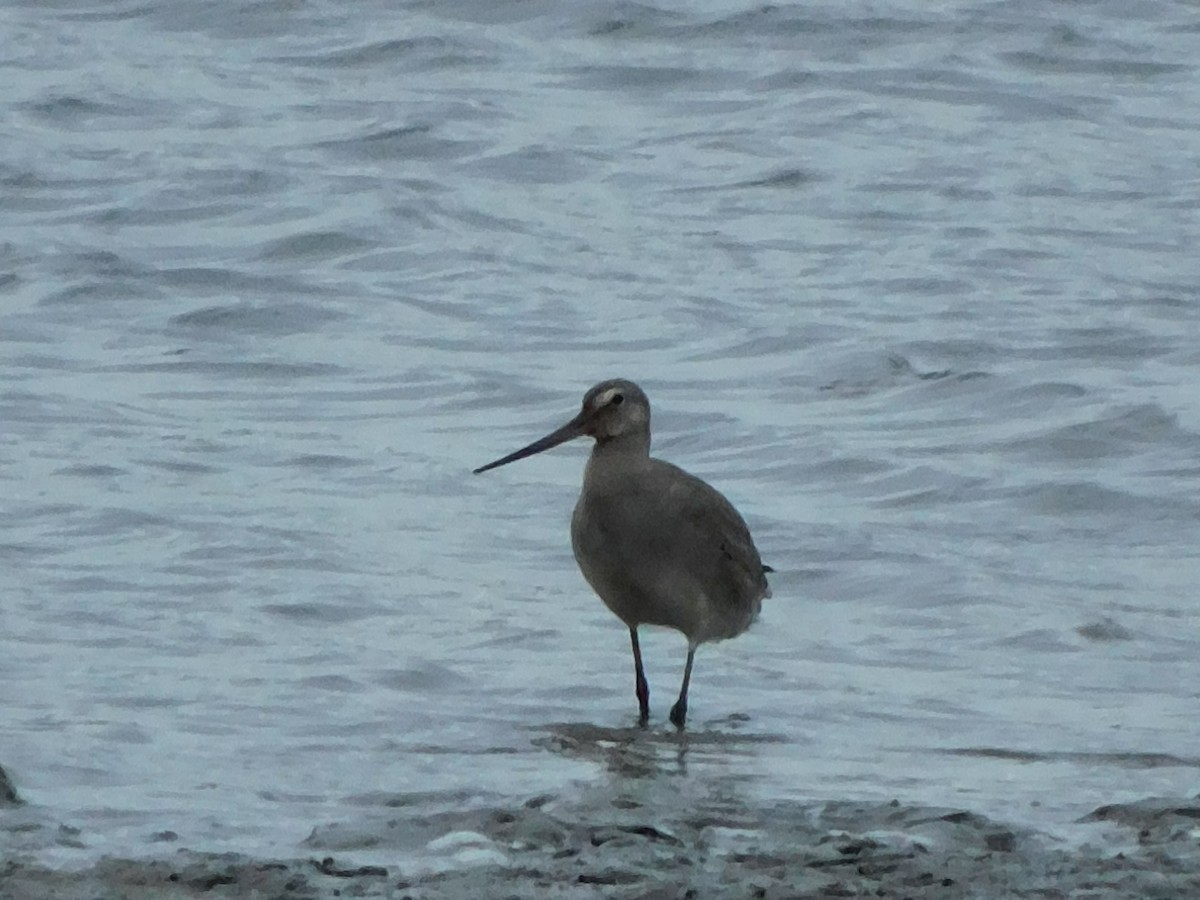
left=3, top=0, right=1199, bottom=867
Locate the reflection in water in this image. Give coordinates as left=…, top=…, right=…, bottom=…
left=533, top=720, right=787, bottom=779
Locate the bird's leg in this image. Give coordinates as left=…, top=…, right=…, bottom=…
left=669, top=645, right=696, bottom=729
left=629, top=627, right=650, bottom=726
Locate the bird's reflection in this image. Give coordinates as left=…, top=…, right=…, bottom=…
left=532, top=719, right=785, bottom=779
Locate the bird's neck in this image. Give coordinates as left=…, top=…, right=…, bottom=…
left=589, top=432, right=651, bottom=464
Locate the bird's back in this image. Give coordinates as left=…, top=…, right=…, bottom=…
left=571, top=454, right=769, bottom=645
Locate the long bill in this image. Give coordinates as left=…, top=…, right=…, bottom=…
left=473, top=412, right=589, bottom=474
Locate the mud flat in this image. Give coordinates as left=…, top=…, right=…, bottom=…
left=4, top=771, right=1199, bottom=899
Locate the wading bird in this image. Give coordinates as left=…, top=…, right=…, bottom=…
left=474, top=379, right=770, bottom=728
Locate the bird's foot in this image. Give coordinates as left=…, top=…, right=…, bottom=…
left=668, top=699, right=687, bottom=729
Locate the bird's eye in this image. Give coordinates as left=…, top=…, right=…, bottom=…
left=611, top=393, right=624, bottom=406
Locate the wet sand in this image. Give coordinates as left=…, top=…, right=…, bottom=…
left=3, top=758, right=1199, bottom=899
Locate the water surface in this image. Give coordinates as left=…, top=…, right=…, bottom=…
left=3, top=0, right=1199, bottom=866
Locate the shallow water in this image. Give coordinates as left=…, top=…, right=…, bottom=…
left=3, top=0, right=1200, bottom=867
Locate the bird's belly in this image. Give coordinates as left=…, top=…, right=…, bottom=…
left=576, top=552, right=708, bottom=636
left=571, top=500, right=665, bottom=627
left=570, top=501, right=757, bottom=643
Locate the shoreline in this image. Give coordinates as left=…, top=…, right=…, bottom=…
left=4, top=780, right=1198, bottom=899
